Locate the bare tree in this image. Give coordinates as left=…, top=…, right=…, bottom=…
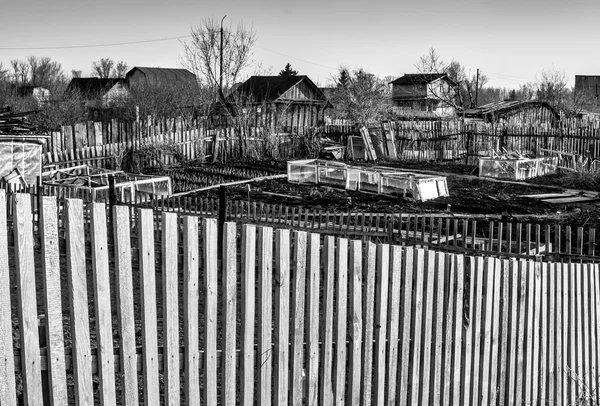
left=415, top=48, right=488, bottom=109
left=25, top=56, right=66, bottom=91
left=115, top=61, right=128, bottom=78
left=10, top=60, right=29, bottom=86
left=71, top=70, right=82, bottom=78
left=329, top=67, right=390, bottom=126
left=92, top=58, right=115, bottom=78
left=181, top=18, right=258, bottom=101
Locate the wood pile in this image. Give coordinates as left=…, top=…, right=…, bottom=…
left=0, top=107, right=42, bottom=134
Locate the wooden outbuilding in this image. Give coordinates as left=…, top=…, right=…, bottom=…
left=463, top=100, right=560, bottom=127
left=222, top=75, right=331, bottom=133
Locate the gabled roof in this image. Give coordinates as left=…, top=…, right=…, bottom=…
left=389, top=73, right=452, bottom=86
left=226, top=75, right=327, bottom=103
left=65, top=78, right=121, bottom=95
left=464, top=100, right=560, bottom=120
left=125, top=67, right=197, bottom=83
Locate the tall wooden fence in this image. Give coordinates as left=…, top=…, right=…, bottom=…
left=43, top=117, right=600, bottom=169
left=2, top=190, right=600, bottom=405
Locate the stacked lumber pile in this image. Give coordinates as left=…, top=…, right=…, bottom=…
left=0, top=107, right=41, bottom=134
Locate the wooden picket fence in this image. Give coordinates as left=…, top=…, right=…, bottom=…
left=2, top=190, right=600, bottom=405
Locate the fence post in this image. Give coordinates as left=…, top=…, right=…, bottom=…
left=218, top=186, right=227, bottom=259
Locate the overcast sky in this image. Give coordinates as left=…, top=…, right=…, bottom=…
left=1, top=0, right=599, bottom=89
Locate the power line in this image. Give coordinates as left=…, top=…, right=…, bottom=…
left=254, top=44, right=337, bottom=70
left=0, top=35, right=192, bottom=50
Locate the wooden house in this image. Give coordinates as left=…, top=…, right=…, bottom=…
left=222, top=75, right=330, bottom=132
left=389, top=73, right=458, bottom=118
left=65, top=78, right=121, bottom=107
left=463, top=100, right=559, bottom=127
left=575, top=75, right=600, bottom=114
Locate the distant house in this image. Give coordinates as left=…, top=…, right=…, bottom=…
left=17, top=85, right=50, bottom=104
left=463, top=100, right=559, bottom=127
left=575, top=75, right=600, bottom=115
left=389, top=73, right=458, bottom=118
left=222, top=75, right=330, bottom=131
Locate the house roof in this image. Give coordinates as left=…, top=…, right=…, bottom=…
left=389, top=73, right=451, bottom=86
left=125, top=67, right=197, bottom=83
left=464, top=100, right=560, bottom=120
left=226, top=75, right=327, bottom=104
left=65, top=78, right=121, bottom=95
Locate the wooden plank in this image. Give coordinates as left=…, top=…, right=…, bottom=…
left=291, top=230, right=307, bottom=405
left=182, top=216, right=200, bottom=405
left=274, top=229, right=291, bottom=405
left=542, top=196, right=599, bottom=204
left=320, top=236, right=335, bottom=405
left=361, top=242, right=377, bottom=405
left=396, top=246, right=415, bottom=405
left=446, top=254, right=460, bottom=404
left=524, top=261, right=536, bottom=404
left=497, top=259, right=510, bottom=406
left=469, top=256, right=485, bottom=406
left=560, top=262, right=569, bottom=406
left=575, top=263, right=584, bottom=398
left=583, top=263, right=593, bottom=402
left=488, top=258, right=502, bottom=405
left=548, top=262, right=557, bottom=405
left=418, top=250, right=435, bottom=406
left=258, top=226, right=274, bottom=406
left=480, top=256, right=496, bottom=405
left=39, top=196, right=68, bottom=405
left=306, top=233, right=320, bottom=406
left=161, top=212, right=180, bottom=405
left=593, top=264, right=600, bottom=406
left=459, top=255, right=474, bottom=406
left=221, top=222, right=237, bottom=406
left=137, top=208, right=160, bottom=405
left=568, top=262, right=577, bottom=404
left=409, top=249, right=426, bottom=405
left=90, top=202, right=117, bottom=405
left=506, top=260, right=520, bottom=406
left=452, top=254, right=465, bottom=405
left=241, top=224, right=256, bottom=406
left=348, top=239, right=363, bottom=405
left=65, top=198, right=94, bottom=405
left=334, top=238, right=348, bottom=404
left=0, top=190, right=16, bottom=406
left=203, top=218, right=218, bottom=405
left=14, top=194, right=44, bottom=405
left=373, top=244, right=390, bottom=406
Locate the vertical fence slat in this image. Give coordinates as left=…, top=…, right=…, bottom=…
left=258, top=226, right=274, bottom=406
left=569, top=262, right=577, bottom=404
left=432, top=251, right=445, bottom=405
left=398, top=246, right=414, bottom=406
left=524, top=260, right=536, bottom=404
left=386, top=245, right=403, bottom=405
left=548, top=261, right=557, bottom=405
left=489, top=258, right=502, bottom=405
left=241, top=224, right=256, bottom=406
left=183, top=216, right=200, bottom=405
left=307, top=232, right=320, bottom=406
left=291, top=230, right=307, bottom=405
left=203, top=218, right=218, bottom=405
left=65, top=198, right=94, bottom=405
left=161, top=212, right=180, bottom=405
left=39, top=196, right=68, bottom=405
left=480, top=257, right=496, bottom=405
left=348, top=239, right=362, bottom=405
left=222, top=222, right=237, bottom=406
left=506, top=259, right=519, bottom=406
left=0, top=191, right=16, bottom=406
left=320, top=236, right=335, bottom=405
left=361, top=241, right=376, bottom=406
left=373, top=244, right=390, bottom=406
left=469, top=256, right=485, bottom=406
left=561, top=262, right=569, bottom=406
left=113, top=206, right=139, bottom=406
left=90, top=202, right=117, bottom=404
left=137, top=208, right=160, bottom=406
left=409, top=248, right=426, bottom=405
left=274, top=229, right=290, bottom=405
left=420, top=250, right=436, bottom=406
left=334, top=238, right=348, bottom=404
left=460, top=255, right=474, bottom=406
left=452, top=254, right=465, bottom=405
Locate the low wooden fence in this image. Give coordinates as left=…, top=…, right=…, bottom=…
left=2, top=183, right=599, bottom=263
left=2, top=190, right=600, bottom=405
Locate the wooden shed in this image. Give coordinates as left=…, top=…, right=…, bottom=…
left=464, top=100, right=560, bottom=127
left=222, top=75, right=331, bottom=133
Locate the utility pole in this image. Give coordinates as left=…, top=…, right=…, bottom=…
left=475, top=68, right=480, bottom=107
left=219, top=15, right=227, bottom=101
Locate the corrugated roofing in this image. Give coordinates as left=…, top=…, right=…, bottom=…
left=125, top=67, right=197, bottom=83
left=463, top=100, right=559, bottom=119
